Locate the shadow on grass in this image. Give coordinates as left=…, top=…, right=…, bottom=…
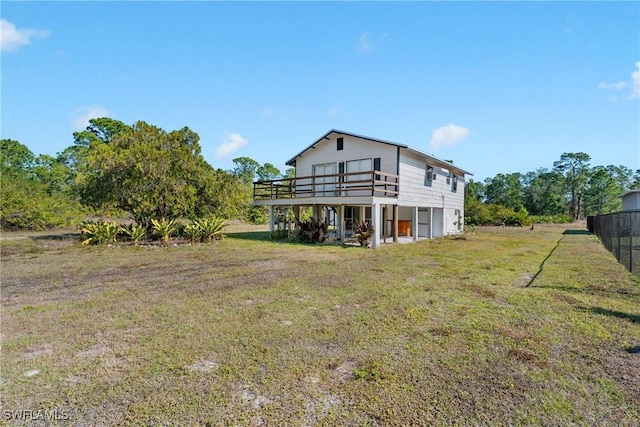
left=32, top=233, right=81, bottom=241
left=525, top=234, right=565, bottom=287
left=225, top=231, right=366, bottom=250
left=579, top=306, right=640, bottom=324
left=225, top=231, right=272, bottom=242
left=526, top=228, right=594, bottom=287
left=563, top=229, right=592, bottom=235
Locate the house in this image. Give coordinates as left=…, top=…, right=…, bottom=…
left=253, top=129, right=472, bottom=248
left=622, top=190, right=640, bottom=211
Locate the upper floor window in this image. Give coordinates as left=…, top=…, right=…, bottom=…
left=426, top=166, right=435, bottom=181
left=337, top=137, right=344, bottom=151
left=452, top=175, right=458, bottom=192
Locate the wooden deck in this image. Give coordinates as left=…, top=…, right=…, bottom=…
left=253, top=170, right=399, bottom=201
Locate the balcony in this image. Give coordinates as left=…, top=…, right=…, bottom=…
left=253, top=170, right=399, bottom=201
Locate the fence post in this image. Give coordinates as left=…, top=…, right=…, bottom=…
left=630, top=212, right=634, bottom=275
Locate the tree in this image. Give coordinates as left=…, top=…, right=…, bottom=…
left=73, top=117, right=131, bottom=147
left=632, top=170, right=640, bottom=190
left=522, top=169, right=566, bottom=216
left=32, top=154, right=73, bottom=195
left=1, top=139, right=85, bottom=230
left=232, top=156, right=260, bottom=184
left=1, top=139, right=35, bottom=176
left=256, top=163, right=281, bottom=181
left=584, top=166, right=622, bottom=215
left=82, top=121, right=222, bottom=228
left=464, top=179, right=485, bottom=203
left=284, top=167, right=296, bottom=179
left=553, top=152, right=591, bottom=220
left=484, top=173, right=524, bottom=211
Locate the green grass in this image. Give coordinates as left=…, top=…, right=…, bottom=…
left=1, top=224, right=639, bottom=425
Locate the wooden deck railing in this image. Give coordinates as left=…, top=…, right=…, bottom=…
left=253, top=170, right=399, bottom=200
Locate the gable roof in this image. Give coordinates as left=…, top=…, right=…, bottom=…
left=286, top=129, right=473, bottom=176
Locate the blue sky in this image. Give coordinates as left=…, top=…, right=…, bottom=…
left=2, top=1, right=639, bottom=182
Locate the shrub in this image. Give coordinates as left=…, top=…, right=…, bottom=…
left=354, top=221, right=375, bottom=248
left=81, top=220, right=121, bottom=245
left=151, top=218, right=177, bottom=246
left=182, top=222, right=201, bottom=244
left=122, top=223, right=147, bottom=245
left=195, top=216, right=226, bottom=243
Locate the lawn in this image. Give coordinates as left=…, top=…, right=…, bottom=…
left=1, top=224, right=639, bottom=426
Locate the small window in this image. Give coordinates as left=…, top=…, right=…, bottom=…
left=337, top=137, right=344, bottom=151
left=452, top=175, right=458, bottom=192
left=426, top=166, right=434, bottom=181
left=373, top=157, right=381, bottom=180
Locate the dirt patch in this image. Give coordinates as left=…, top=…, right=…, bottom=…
left=77, top=343, right=112, bottom=361
left=514, top=272, right=535, bottom=287
left=331, top=361, right=357, bottom=381
left=186, top=357, right=219, bottom=373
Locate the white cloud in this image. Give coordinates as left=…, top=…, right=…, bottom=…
left=429, top=124, right=470, bottom=150
left=71, top=106, right=111, bottom=131
left=327, top=106, right=343, bottom=116
left=215, top=132, right=248, bottom=159
left=598, top=62, right=640, bottom=100
left=597, top=81, right=627, bottom=91
left=357, top=32, right=372, bottom=53
left=357, top=31, right=388, bottom=53
left=1, top=19, right=50, bottom=52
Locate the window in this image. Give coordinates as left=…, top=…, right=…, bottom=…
left=313, top=162, right=336, bottom=197
left=446, top=171, right=451, bottom=185
left=426, top=166, right=434, bottom=181
left=373, top=157, right=381, bottom=180
left=337, top=137, right=344, bottom=151
left=452, top=175, right=458, bottom=192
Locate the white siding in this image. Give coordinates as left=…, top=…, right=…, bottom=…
left=294, top=134, right=398, bottom=178
left=622, top=191, right=640, bottom=211
left=286, top=132, right=467, bottom=236
left=398, top=149, right=465, bottom=234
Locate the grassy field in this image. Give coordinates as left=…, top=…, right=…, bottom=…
left=1, top=224, right=639, bottom=426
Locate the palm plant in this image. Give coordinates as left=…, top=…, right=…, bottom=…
left=81, top=220, right=121, bottom=245
left=122, top=223, right=147, bottom=245
left=196, top=216, right=226, bottom=243
left=151, top=218, right=177, bottom=246
left=354, top=220, right=375, bottom=248
left=182, top=222, right=201, bottom=244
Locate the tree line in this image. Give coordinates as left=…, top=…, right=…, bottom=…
left=0, top=118, right=279, bottom=230
left=465, top=152, right=639, bottom=226
left=2, top=118, right=638, bottom=231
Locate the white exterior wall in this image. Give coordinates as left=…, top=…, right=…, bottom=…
left=398, top=150, right=465, bottom=234
left=285, top=133, right=468, bottom=239
left=293, top=134, right=398, bottom=178
left=622, top=191, right=640, bottom=211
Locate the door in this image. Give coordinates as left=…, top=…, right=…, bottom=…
left=346, top=158, right=371, bottom=196
left=313, top=163, right=336, bottom=197
left=418, top=208, right=430, bottom=238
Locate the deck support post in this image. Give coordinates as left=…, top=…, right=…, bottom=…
left=412, top=207, right=419, bottom=242
left=393, top=204, right=399, bottom=243
left=372, top=202, right=381, bottom=248
left=268, top=205, right=275, bottom=235
left=337, top=205, right=344, bottom=241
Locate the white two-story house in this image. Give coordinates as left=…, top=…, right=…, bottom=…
left=253, top=129, right=472, bottom=248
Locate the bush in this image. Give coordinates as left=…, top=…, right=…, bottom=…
left=1, top=174, right=86, bottom=231
left=122, top=223, right=147, bottom=244
left=81, top=220, right=121, bottom=245
left=529, top=214, right=573, bottom=224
